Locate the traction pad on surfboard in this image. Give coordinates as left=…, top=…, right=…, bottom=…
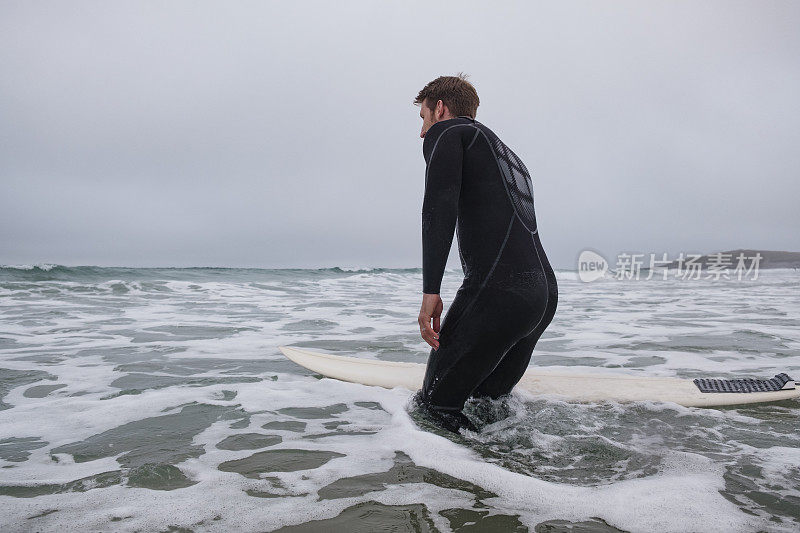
left=693, top=373, right=795, bottom=393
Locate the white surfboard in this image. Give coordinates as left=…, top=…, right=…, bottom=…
left=278, top=346, right=800, bottom=408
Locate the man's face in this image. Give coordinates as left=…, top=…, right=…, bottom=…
left=419, top=99, right=438, bottom=139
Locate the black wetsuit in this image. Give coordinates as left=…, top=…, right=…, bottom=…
left=418, top=116, right=558, bottom=427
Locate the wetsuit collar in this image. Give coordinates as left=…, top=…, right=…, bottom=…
left=426, top=116, right=475, bottom=138
left=436, top=116, right=475, bottom=125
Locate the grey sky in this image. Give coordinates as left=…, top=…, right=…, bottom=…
left=2, top=1, right=799, bottom=270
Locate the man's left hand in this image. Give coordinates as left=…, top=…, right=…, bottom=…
left=418, top=293, right=443, bottom=350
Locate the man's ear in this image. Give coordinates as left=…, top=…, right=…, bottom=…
left=435, top=99, right=445, bottom=119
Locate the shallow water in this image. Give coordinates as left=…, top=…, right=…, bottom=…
left=0, top=264, right=799, bottom=532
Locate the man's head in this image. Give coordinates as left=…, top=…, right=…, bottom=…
left=414, top=73, right=479, bottom=138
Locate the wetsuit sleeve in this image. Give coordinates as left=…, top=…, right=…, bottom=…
left=422, top=128, right=464, bottom=294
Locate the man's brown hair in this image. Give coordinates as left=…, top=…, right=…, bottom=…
left=414, top=73, right=480, bottom=119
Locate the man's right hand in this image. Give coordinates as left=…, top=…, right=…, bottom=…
left=418, top=293, right=443, bottom=350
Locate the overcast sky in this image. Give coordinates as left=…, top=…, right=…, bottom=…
left=2, top=1, right=798, bottom=270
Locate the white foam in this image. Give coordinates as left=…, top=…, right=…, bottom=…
left=0, top=263, right=59, bottom=271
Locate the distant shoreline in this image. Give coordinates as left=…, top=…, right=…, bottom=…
left=642, top=249, right=800, bottom=270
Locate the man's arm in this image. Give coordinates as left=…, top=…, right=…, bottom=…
left=419, top=127, right=464, bottom=350
left=422, top=127, right=464, bottom=294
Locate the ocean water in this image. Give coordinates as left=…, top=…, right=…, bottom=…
left=0, top=264, right=798, bottom=532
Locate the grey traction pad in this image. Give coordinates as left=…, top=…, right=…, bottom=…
left=693, top=373, right=795, bottom=393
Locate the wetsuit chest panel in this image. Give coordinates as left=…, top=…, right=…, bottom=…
left=477, top=126, right=538, bottom=234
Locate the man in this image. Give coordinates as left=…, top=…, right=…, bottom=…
left=414, top=74, right=559, bottom=432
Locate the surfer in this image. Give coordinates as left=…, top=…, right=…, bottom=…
left=414, top=74, right=559, bottom=432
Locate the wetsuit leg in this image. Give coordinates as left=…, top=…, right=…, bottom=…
left=420, top=283, right=547, bottom=421
left=472, top=269, right=558, bottom=399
